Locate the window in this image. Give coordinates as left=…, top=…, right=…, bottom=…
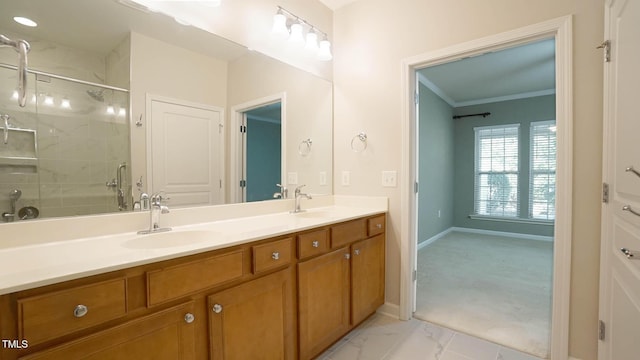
left=474, top=125, right=519, bottom=217
left=530, top=121, right=556, bottom=220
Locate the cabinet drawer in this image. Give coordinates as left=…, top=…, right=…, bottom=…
left=18, top=278, right=126, bottom=345
left=297, top=229, right=330, bottom=260
left=367, top=215, right=386, bottom=236
left=147, top=250, right=245, bottom=306
left=252, top=238, right=293, bottom=274
left=331, top=219, right=366, bottom=249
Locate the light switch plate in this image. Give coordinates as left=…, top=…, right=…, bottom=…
left=319, top=171, right=327, bottom=186
left=382, top=171, right=397, bottom=187
left=341, top=171, right=350, bottom=186
left=288, top=172, right=298, bottom=185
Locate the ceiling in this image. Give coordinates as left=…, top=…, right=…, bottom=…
left=0, top=0, right=247, bottom=60
left=418, top=38, right=556, bottom=107
left=318, top=0, right=361, bottom=10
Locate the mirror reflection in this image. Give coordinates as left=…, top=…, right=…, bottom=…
left=0, top=0, right=333, bottom=222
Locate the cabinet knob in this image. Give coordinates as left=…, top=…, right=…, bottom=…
left=312, top=240, right=319, bottom=248
left=212, top=304, right=223, bottom=314
left=184, top=313, right=195, bottom=324
left=73, top=304, right=88, bottom=318
left=344, top=253, right=351, bottom=260
left=272, top=252, right=280, bottom=260
left=376, top=223, right=382, bottom=229
left=354, top=249, right=360, bottom=256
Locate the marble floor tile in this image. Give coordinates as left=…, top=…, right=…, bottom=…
left=318, top=313, right=545, bottom=360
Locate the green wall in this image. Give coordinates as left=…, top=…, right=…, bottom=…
left=246, top=117, right=281, bottom=202
left=452, top=95, right=555, bottom=236
left=418, top=84, right=455, bottom=243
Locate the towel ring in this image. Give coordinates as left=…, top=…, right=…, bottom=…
left=298, top=138, right=312, bottom=156
left=351, top=132, right=367, bottom=152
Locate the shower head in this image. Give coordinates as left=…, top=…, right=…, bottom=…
left=9, top=189, right=21, bottom=201
left=86, top=89, right=105, bottom=102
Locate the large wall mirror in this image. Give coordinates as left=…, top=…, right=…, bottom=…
left=0, top=0, right=333, bottom=222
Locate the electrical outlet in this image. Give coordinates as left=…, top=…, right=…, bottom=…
left=287, top=172, right=298, bottom=185
left=341, top=171, right=350, bottom=186
left=381, top=171, right=397, bottom=187
left=319, top=171, right=327, bottom=186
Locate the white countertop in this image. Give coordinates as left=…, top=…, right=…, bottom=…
left=0, top=197, right=387, bottom=295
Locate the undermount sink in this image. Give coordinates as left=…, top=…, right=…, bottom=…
left=122, top=230, right=218, bottom=249
left=293, top=210, right=334, bottom=219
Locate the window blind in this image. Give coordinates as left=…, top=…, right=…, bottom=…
left=474, top=125, right=520, bottom=218
left=530, top=121, right=556, bottom=220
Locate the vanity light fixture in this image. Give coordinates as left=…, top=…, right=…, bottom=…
left=271, top=6, right=332, bottom=61
left=13, top=16, right=37, bottom=27
left=43, top=94, right=54, bottom=106
left=60, top=97, right=71, bottom=109
left=106, top=105, right=115, bottom=115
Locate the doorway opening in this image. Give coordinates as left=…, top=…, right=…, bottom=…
left=400, top=16, right=573, bottom=360
left=414, top=38, right=556, bottom=358
left=230, top=93, right=286, bottom=203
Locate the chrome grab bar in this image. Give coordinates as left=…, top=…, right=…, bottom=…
left=2, top=114, right=8, bottom=144
left=117, top=163, right=127, bottom=210
left=0, top=35, right=30, bottom=107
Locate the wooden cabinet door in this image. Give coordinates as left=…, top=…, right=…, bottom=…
left=297, top=248, right=350, bottom=360
left=351, top=235, right=385, bottom=325
left=20, top=302, right=196, bottom=360
left=208, top=268, right=295, bottom=360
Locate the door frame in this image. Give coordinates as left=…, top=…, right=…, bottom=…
left=400, top=16, right=573, bottom=359
left=229, top=92, right=286, bottom=203
left=145, top=93, right=225, bottom=201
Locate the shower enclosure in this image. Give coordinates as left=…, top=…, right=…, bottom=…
left=0, top=64, right=131, bottom=220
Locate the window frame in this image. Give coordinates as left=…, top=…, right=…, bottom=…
left=529, top=120, right=557, bottom=221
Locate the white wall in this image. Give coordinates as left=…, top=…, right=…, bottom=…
left=129, top=32, right=229, bottom=199
left=332, top=1, right=604, bottom=359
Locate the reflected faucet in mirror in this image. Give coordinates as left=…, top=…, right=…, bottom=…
left=1, top=189, right=21, bottom=222
left=273, top=184, right=288, bottom=199
left=138, top=192, right=171, bottom=235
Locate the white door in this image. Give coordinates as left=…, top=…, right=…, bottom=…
left=150, top=98, right=223, bottom=207
left=599, top=0, right=640, bottom=359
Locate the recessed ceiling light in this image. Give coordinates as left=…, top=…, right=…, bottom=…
left=13, top=16, right=37, bottom=27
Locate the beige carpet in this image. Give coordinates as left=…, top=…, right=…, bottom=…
left=414, top=230, right=552, bottom=359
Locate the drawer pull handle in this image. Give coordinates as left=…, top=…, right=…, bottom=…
left=312, top=241, right=319, bottom=248
left=212, top=304, right=223, bottom=314
left=184, top=313, right=195, bottom=324
left=621, top=248, right=640, bottom=260
left=272, top=252, right=280, bottom=260
left=344, top=254, right=351, bottom=260
left=73, top=304, right=88, bottom=318
left=376, top=223, right=382, bottom=229
left=354, top=249, right=360, bottom=256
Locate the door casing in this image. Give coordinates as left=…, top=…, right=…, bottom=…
left=400, top=16, right=573, bottom=359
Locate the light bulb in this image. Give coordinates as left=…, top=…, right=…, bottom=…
left=61, top=97, right=71, bottom=109
left=318, top=39, right=333, bottom=61
left=13, top=16, right=37, bottom=27
left=305, top=30, right=319, bottom=52
left=11, top=90, right=18, bottom=100
left=288, top=22, right=305, bottom=46
left=44, top=94, right=54, bottom=106
left=106, top=105, right=115, bottom=115
left=272, top=12, right=288, bottom=38
left=118, top=107, right=127, bottom=117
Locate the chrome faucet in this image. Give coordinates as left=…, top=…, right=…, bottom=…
left=291, top=185, right=312, bottom=213
left=138, top=192, right=171, bottom=234
left=273, top=184, right=288, bottom=199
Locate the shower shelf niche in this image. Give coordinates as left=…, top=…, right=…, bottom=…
left=0, top=128, right=38, bottom=173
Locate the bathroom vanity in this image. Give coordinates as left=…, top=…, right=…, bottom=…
left=0, top=201, right=386, bottom=359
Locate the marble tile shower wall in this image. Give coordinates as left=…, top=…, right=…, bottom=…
left=0, top=28, right=131, bottom=220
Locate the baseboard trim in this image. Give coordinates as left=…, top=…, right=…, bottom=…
left=418, top=228, right=454, bottom=250
left=376, top=302, right=400, bottom=318
left=451, top=226, right=554, bottom=242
